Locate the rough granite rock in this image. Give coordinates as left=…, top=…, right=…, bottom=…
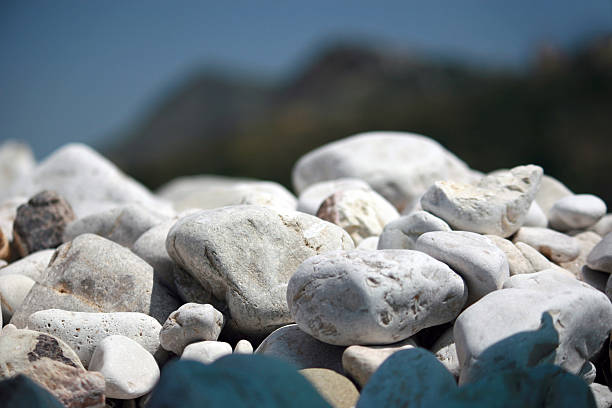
left=377, top=210, right=451, bottom=250
left=549, top=194, right=607, bottom=231
left=300, top=368, right=359, bottom=408
left=297, top=178, right=371, bottom=215
left=587, top=232, right=612, bottom=273
left=513, top=227, right=580, bottom=263
left=159, top=303, right=225, bottom=355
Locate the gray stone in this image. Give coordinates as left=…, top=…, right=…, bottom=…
left=587, top=232, right=612, bottom=273
left=592, top=214, right=612, bottom=237
left=549, top=194, right=607, bottom=231
left=515, top=242, right=560, bottom=272
left=0, top=274, right=35, bottom=322
left=299, top=368, right=359, bottom=408
left=166, top=205, right=354, bottom=338
left=0, top=249, right=54, bottom=282
left=297, top=178, right=370, bottom=215
left=560, top=231, right=602, bottom=275
left=590, top=383, right=612, bottom=408
left=287, top=249, right=467, bottom=345
left=580, top=266, right=609, bottom=293
left=523, top=201, right=548, bottom=227
left=378, top=210, right=451, bottom=250
left=535, top=174, right=574, bottom=216
left=131, top=220, right=177, bottom=290
left=180, top=340, right=232, bottom=364
left=430, top=327, right=460, bottom=378
left=513, top=227, right=580, bottom=263
left=159, top=303, right=225, bottom=355
left=486, top=235, right=534, bottom=275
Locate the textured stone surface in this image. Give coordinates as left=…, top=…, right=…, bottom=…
left=514, top=227, right=580, bottom=263
left=11, top=234, right=180, bottom=327
left=159, top=303, right=225, bottom=355
left=0, top=274, right=35, bottom=322
left=486, top=235, right=534, bottom=275
left=166, top=205, right=354, bottom=338
left=13, top=190, right=76, bottom=257
left=430, top=327, right=460, bottom=378
left=300, top=368, right=359, bottom=408
left=287, top=249, right=467, bottom=345
left=560, top=231, right=602, bottom=275
left=0, top=249, right=54, bottom=282
left=587, top=232, right=612, bottom=273
left=297, top=178, right=370, bottom=215
left=180, top=341, right=232, bottom=364
left=549, top=194, right=607, bottom=231
left=378, top=210, right=451, bottom=250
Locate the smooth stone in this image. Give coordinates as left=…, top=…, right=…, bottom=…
left=606, top=274, right=612, bottom=302
left=513, top=227, right=580, bottom=263
left=430, top=327, right=460, bottom=378
left=89, top=335, right=160, bottom=399
left=420, top=165, right=543, bottom=237
left=316, top=188, right=399, bottom=245
left=27, top=309, right=163, bottom=368
left=166, top=205, right=354, bottom=338
left=378, top=210, right=451, bottom=250
left=356, top=236, right=379, bottom=250
left=560, top=231, right=602, bottom=275
left=415, top=231, right=509, bottom=304
left=234, top=339, right=253, bottom=354
left=297, top=178, right=371, bottom=215
left=0, top=374, right=65, bottom=408
left=0, top=228, right=8, bottom=261
left=300, top=368, right=359, bottom=408
left=147, top=356, right=331, bottom=408
left=11, top=234, right=180, bottom=327
left=486, top=235, right=534, bottom=275
left=535, top=174, right=574, bottom=216
left=0, top=249, right=54, bottom=282
left=587, top=232, right=612, bottom=273
left=549, top=194, right=607, bottom=231
left=579, top=266, right=609, bottom=292
left=292, top=131, right=473, bottom=213
left=592, top=214, right=612, bottom=236
left=0, top=259, right=5, bottom=268
left=64, top=203, right=169, bottom=248
left=287, top=249, right=467, bottom=345
left=0, top=196, right=26, bottom=242
left=12, top=190, right=76, bottom=257
left=180, top=341, right=232, bottom=364
left=171, top=264, right=222, bottom=308
left=0, top=274, right=35, bottom=322
left=341, top=338, right=417, bottom=387
left=523, top=201, right=548, bottom=227
left=255, top=324, right=345, bottom=374
left=590, top=383, right=612, bottom=408
left=515, top=242, right=560, bottom=272
left=0, top=141, right=35, bottom=197
left=131, top=219, right=177, bottom=289
left=159, top=303, right=225, bottom=355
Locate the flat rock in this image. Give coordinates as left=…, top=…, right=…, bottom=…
left=11, top=234, right=180, bottom=327
left=523, top=201, right=548, bottom=227
left=415, top=231, right=509, bottom=304
left=513, top=227, right=580, bottom=263
left=486, top=235, right=534, bottom=275
left=297, top=178, right=370, bottom=215
left=535, top=174, right=574, bottom=216
left=0, top=274, right=35, bottom=322
left=587, top=232, right=612, bottom=273
left=549, top=194, right=607, bottom=231
left=292, top=131, right=473, bottom=213
left=591, top=214, right=612, bottom=236
left=420, top=165, right=542, bottom=237
left=378, top=210, right=451, bottom=250
left=180, top=340, right=232, bottom=364
left=560, top=231, right=602, bottom=275
left=287, top=249, right=467, bottom=345
left=89, top=335, right=160, bottom=399
left=159, top=303, right=225, bottom=355
left=0, top=249, right=54, bottom=282
left=166, top=205, right=354, bottom=338
left=300, top=368, right=359, bottom=408
left=234, top=339, right=253, bottom=354
left=0, top=375, right=65, bottom=408
left=430, top=327, right=460, bottom=378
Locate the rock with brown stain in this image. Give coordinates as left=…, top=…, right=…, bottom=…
left=513, top=227, right=580, bottom=263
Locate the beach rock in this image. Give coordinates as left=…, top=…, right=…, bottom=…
left=524, top=201, right=548, bottom=227
left=287, top=249, right=467, bottom=345
left=430, top=327, right=460, bottom=378
left=560, top=231, right=602, bottom=275
left=0, top=375, right=65, bottom=408
left=579, top=266, right=609, bottom=292
left=12, top=190, right=75, bottom=257
left=515, top=242, right=560, bottom=272
left=166, top=205, right=353, bottom=338
left=587, top=232, right=612, bottom=273
left=486, top=235, right=534, bottom=275
left=0, top=249, right=54, bottom=282
left=131, top=220, right=178, bottom=289
left=0, top=196, right=26, bottom=242
left=297, top=178, right=370, bottom=215
left=300, top=368, right=359, bottom=408
left=592, top=214, right=612, bottom=237
left=0, top=274, right=35, bottom=322
left=377, top=210, right=451, bottom=250
left=234, top=340, right=253, bottom=354
left=549, top=194, right=607, bottom=231
left=356, top=236, right=379, bottom=250
left=513, top=227, right=580, bottom=263
left=535, top=174, right=574, bottom=216
left=180, top=341, right=232, bottom=364
left=591, top=383, right=612, bottom=408
left=159, top=303, right=225, bottom=355
left=0, top=141, right=35, bottom=195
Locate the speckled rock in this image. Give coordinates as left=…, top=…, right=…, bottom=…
left=486, top=235, right=534, bottom=275
left=587, top=232, right=612, bottom=273
left=159, top=303, right=225, bottom=355
left=297, top=178, right=370, bottom=215
left=300, top=368, right=359, bottom=408
left=549, top=194, right=607, bottom=231
left=180, top=341, right=232, bottom=364
left=513, top=227, right=580, bottom=263
left=0, top=274, right=35, bottom=322
left=378, top=211, right=451, bottom=250
left=590, top=383, right=612, bottom=408
left=0, top=249, right=54, bottom=282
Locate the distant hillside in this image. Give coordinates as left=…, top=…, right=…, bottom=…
left=107, top=36, right=612, bottom=205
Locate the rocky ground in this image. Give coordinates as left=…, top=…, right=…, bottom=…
left=0, top=132, right=611, bottom=407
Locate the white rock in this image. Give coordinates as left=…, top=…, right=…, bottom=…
left=234, top=340, right=253, bottom=354
left=421, top=165, right=543, bottom=237
left=591, top=214, right=612, bottom=236
left=430, top=327, right=460, bottom=379
left=415, top=231, right=509, bottom=304
left=27, top=309, right=163, bottom=367
left=297, top=178, right=370, bottom=215
left=356, top=236, right=379, bottom=250
left=180, top=340, right=232, bottom=364
left=523, top=201, right=548, bottom=227
left=535, top=174, right=573, bottom=216
left=559, top=231, right=602, bottom=275
left=159, top=303, right=224, bottom=355
left=515, top=242, right=559, bottom=272
left=0, top=249, right=54, bottom=283
left=587, top=232, right=612, bottom=273
left=287, top=249, right=467, bottom=345
left=0, top=141, right=35, bottom=197
left=0, top=196, right=27, bottom=241
left=513, top=227, right=580, bottom=263
left=378, top=211, right=451, bottom=250
left=292, top=131, right=473, bottom=213
left=131, top=220, right=177, bottom=290
left=549, top=194, right=607, bottom=231
left=0, top=274, right=35, bottom=322
left=486, top=235, right=534, bottom=275
left=89, top=335, right=159, bottom=399
left=590, top=383, right=612, bottom=408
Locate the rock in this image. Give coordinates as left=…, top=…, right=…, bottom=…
left=420, top=165, right=543, bottom=237
left=287, top=249, right=467, bottom=345
left=89, top=335, right=160, bottom=399
left=181, top=341, right=232, bottom=364
left=415, top=231, right=509, bottom=304
left=560, top=231, right=602, bottom=275
left=297, top=178, right=371, bottom=215
left=147, top=356, right=331, bottom=408
left=11, top=234, right=180, bottom=327
left=292, top=131, right=473, bottom=213
left=486, top=235, right=534, bottom=275
left=523, top=201, right=548, bottom=227
left=300, top=368, right=359, bottom=408
left=535, top=174, right=574, bottom=216
left=234, top=340, right=253, bottom=354
left=0, top=248, right=54, bottom=282
left=587, top=233, right=612, bottom=273
left=515, top=242, right=559, bottom=272
left=0, top=228, right=8, bottom=261
left=592, top=214, right=612, bottom=237
left=549, top=194, right=607, bottom=231
left=513, top=227, right=580, bottom=263
left=0, top=374, right=65, bottom=408
left=430, top=327, right=460, bottom=378
left=27, top=309, right=163, bottom=368
left=0, top=274, right=35, bottom=322
left=64, top=204, right=169, bottom=248
left=131, top=220, right=177, bottom=290
left=604, top=275, right=612, bottom=301
left=0, top=141, right=35, bottom=195
left=377, top=210, right=451, bottom=250
left=172, top=264, right=221, bottom=308
left=166, top=205, right=354, bottom=338
left=591, top=383, right=612, bottom=408
left=316, top=188, right=399, bottom=245
left=12, top=190, right=76, bottom=257
left=0, top=259, right=5, bottom=268
left=341, top=338, right=417, bottom=387
left=579, top=266, right=609, bottom=292
left=159, top=303, right=225, bottom=355
left=0, top=196, right=26, bottom=242
left=356, top=236, right=379, bottom=250
left=579, top=361, right=597, bottom=385
left=255, top=324, right=345, bottom=374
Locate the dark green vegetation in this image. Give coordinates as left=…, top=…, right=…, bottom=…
left=107, top=36, right=612, bottom=205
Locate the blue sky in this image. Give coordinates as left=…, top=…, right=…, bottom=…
left=1, top=0, right=611, bottom=158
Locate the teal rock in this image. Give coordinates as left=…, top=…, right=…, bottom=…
left=0, top=374, right=64, bottom=408
left=147, top=354, right=331, bottom=408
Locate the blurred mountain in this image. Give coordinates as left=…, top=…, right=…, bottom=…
left=107, top=35, right=612, bottom=204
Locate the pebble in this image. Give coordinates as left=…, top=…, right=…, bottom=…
left=89, top=335, right=160, bottom=399
left=355, top=236, right=379, bottom=250
left=515, top=241, right=559, bottom=271
left=316, top=188, right=399, bottom=245
left=534, top=174, right=574, bottom=216
left=12, top=190, right=76, bottom=257
left=587, top=232, right=612, bottom=273
left=297, top=178, right=371, bottom=215
left=590, top=383, right=612, bottom=408
left=0, top=374, right=65, bottom=408
left=234, top=339, right=253, bottom=354
left=559, top=231, right=602, bottom=275
left=377, top=210, right=451, bottom=250
left=523, top=201, right=548, bottom=227
left=591, top=214, right=612, bottom=236
left=131, top=220, right=178, bottom=289
left=430, top=327, right=460, bottom=378
left=513, top=226, right=580, bottom=263
left=0, top=196, right=26, bottom=242
left=0, top=274, right=35, bottom=322
left=549, top=194, right=607, bottom=231
left=287, top=249, right=467, bottom=345
left=299, top=368, right=359, bottom=408
left=579, top=266, right=609, bottom=292
left=180, top=341, right=233, bottom=364
left=0, top=248, right=54, bottom=282
left=486, top=235, right=534, bottom=275
left=159, top=303, right=225, bottom=355
left=415, top=231, right=509, bottom=304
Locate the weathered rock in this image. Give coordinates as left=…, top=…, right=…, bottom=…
left=513, top=227, right=580, bottom=263
left=27, top=309, right=163, bottom=368
left=549, top=194, right=607, bottom=231
left=234, top=339, right=253, bottom=354
left=515, top=242, right=560, bottom=272
left=486, top=235, right=534, bottom=275
left=0, top=228, right=8, bottom=261
left=0, top=374, right=65, bottom=408
left=356, top=236, right=379, bottom=250
left=159, top=303, right=225, bottom=355
left=11, top=234, right=180, bottom=327
left=255, top=324, right=345, bottom=374
left=287, top=249, right=467, bottom=345
left=415, top=231, right=509, bottom=304
left=524, top=201, right=548, bottom=227
left=560, top=231, right=602, bottom=275
left=166, top=205, right=354, bottom=338
left=12, top=190, right=76, bottom=257
left=297, top=178, right=370, bottom=215
left=0, top=141, right=35, bottom=195
left=316, top=189, right=399, bottom=245
left=420, top=165, right=543, bottom=237
left=181, top=341, right=232, bottom=364
left=0, top=274, right=35, bottom=322
left=171, top=264, right=221, bottom=308
left=592, top=214, right=612, bottom=237
left=591, top=383, right=612, bottom=408
left=292, top=131, right=473, bottom=213
left=535, top=174, right=574, bottom=216
left=89, top=335, right=160, bottom=399
left=300, top=368, right=359, bottom=408
left=587, top=233, right=612, bottom=273
left=0, top=248, right=54, bottom=282
left=430, top=327, right=460, bottom=378
left=378, top=210, right=451, bottom=250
